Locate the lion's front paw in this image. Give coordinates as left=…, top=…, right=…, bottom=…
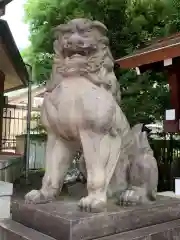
left=25, top=189, right=55, bottom=204
left=78, top=194, right=107, bottom=212
left=25, top=190, right=42, bottom=204
left=118, top=189, right=149, bottom=206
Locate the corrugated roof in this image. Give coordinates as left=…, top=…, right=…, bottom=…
left=4, top=85, right=39, bottom=98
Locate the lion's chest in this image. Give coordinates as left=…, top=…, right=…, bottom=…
left=43, top=82, right=80, bottom=130
left=43, top=77, right=115, bottom=137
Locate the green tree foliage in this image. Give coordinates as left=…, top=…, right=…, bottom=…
left=23, top=0, right=128, bottom=82
left=23, top=0, right=178, bottom=125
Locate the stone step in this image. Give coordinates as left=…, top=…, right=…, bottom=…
left=0, top=219, right=55, bottom=240
left=97, top=219, right=180, bottom=240
left=11, top=196, right=180, bottom=240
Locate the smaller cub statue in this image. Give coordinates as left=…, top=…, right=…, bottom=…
left=25, top=18, right=158, bottom=212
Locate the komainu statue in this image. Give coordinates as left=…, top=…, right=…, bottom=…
left=25, top=18, right=158, bottom=212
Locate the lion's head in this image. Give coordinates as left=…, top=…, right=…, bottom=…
left=50, top=18, right=121, bottom=103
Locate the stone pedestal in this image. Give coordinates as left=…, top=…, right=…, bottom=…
left=0, top=181, right=13, bottom=219
left=11, top=196, right=180, bottom=240
left=0, top=219, right=55, bottom=240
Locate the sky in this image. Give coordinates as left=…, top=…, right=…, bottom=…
left=2, top=0, right=30, bottom=50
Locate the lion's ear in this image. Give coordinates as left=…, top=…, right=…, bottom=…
left=92, top=21, right=108, bottom=34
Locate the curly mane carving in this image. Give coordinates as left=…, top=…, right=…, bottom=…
left=47, top=18, right=121, bottom=103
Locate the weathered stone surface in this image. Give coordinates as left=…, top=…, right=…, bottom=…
left=0, top=219, right=55, bottom=240
left=97, top=219, right=180, bottom=239
left=12, top=196, right=180, bottom=240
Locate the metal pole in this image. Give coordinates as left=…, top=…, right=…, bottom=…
left=25, top=63, right=32, bottom=184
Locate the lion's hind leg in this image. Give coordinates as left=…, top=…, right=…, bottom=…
left=118, top=154, right=158, bottom=206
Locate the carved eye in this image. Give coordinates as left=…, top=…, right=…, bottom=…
left=84, top=28, right=91, bottom=33
left=78, top=27, right=91, bottom=35
left=62, top=29, right=74, bottom=38
left=63, top=33, right=72, bottom=39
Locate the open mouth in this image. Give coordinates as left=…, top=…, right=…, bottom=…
left=63, top=44, right=97, bottom=58
left=64, top=49, right=89, bottom=58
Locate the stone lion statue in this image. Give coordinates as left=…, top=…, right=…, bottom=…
left=25, top=18, right=158, bottom=212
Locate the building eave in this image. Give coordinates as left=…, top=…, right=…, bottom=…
left=0, top=0, right=12, bottom=8
left=116, top=32, right=180, bottom=70
left=0, top=19, right=28, bottom=89
left=0, top=0, right=12, bottom=16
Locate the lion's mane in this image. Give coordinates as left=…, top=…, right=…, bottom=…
left=47, top=19, right=121, bottom=103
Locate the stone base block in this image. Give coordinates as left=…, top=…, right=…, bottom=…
left=0, top=219, right=55, bottom=240
left=0, top=181, right=13, bottom=219
left=11, top=196, right=180, bottom=240
left=0, top=196, right=11, bottom=219
left=100, top=219, right=180, bottom=239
